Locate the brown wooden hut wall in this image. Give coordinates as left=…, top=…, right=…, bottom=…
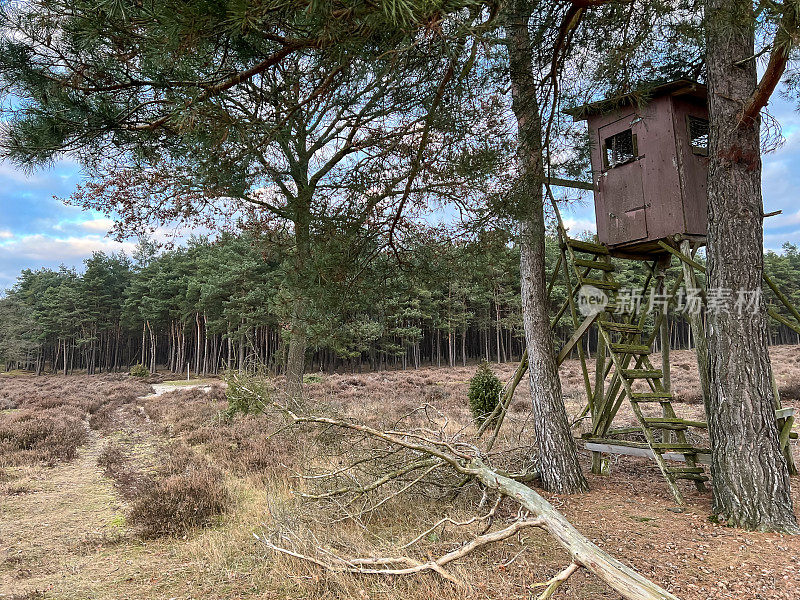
left=587, top=94, right=709, bottom=251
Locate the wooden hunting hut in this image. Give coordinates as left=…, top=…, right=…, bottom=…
left=566, top=80, right=709, bottom=255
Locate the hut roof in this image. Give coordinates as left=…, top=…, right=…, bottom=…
left=564, top=79, right=707, bottom=121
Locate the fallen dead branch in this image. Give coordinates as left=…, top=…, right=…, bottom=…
left=257, top=517, right=544, bottom=587
left=254, top=403, right=681, bottom=600
left=534, top=562, right=581, bottom=599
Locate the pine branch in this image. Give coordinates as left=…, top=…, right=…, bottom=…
left=740, top=1, right=800, bottom=128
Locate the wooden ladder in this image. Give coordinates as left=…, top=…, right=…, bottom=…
left=564, top=237, right=709, bottom=505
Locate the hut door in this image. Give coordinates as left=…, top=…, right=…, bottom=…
left=597, top=115, right=648, bottom=245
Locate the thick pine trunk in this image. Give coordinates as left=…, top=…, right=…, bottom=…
left=706, top=0, right=798, bottom=532
left=285, top=199, right=311, bottom=401
left=505, top=0, right=587, bottom=494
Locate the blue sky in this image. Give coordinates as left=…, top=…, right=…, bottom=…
left=0, top=157, right=137, bottom=289
left=2, top=95, right=800, bottom=290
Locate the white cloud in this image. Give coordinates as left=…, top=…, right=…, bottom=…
left=0, top=162, right=45, bottom=185
left=0, top=234, right=136, bottom=262
left=562, top=217, right=597, bottom=235
left=764, top=230, right=800, bottom=250
left=79, top=218, right=115, bottom=233
left=0, top=230, right=13, bottom=239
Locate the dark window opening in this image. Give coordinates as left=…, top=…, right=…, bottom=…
left=688, top=116, right=709, bottom=155
left=603, top=129, right=636, bottom=168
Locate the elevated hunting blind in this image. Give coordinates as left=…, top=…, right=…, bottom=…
left=505, top=80, right=800, bottom=504
left=566, top=80, right=709, bottom=254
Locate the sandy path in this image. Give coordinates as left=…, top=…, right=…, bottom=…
left=0, top=394, right=206, bottom=599
left=0, top=427, right=127, bottom=597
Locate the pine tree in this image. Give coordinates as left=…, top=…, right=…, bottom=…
left=705, top=0, right=798, bottom=532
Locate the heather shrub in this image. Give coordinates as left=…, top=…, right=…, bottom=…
left=89, top=402, right=118, bottom=430
left=127, top=448, right=230, bottom=538
left=467, top=362, right=502, bottom=426
left=423, top=385, right=449, bottom=403
left=97, top=442, right=128, bottom=477
left=0, top=408, right=88, bottom=465
left=140, top=386, right=227, bottom=434
left=0, top=395, right=18, bottom=410
left=96, top=442, right=146, bottom=498
left=207, top=415, right=299, bottom=476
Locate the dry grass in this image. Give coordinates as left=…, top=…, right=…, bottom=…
left=1, top=350, right=800, bottom=600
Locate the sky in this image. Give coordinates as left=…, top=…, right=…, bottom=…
left=3, top=95, right=800, bottom=291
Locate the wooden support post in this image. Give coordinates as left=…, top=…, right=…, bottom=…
left=557, top=312, right=599, bottom=365
left=660, top=318, right=671, bottom=394
left=763, top=271, right=800, bottom=326
left=560, top=245, right=594, bottom=406
left=655, top=263, right=671, bottom=444
left=679, top=240, right=711, bottom=411
left=547, top=253, right=563, bottom=300
left=592, top=312, right=608, bottom=474
left=771, top=372, right=798, bottom=476
left=591, top=254, right=615, bottom=475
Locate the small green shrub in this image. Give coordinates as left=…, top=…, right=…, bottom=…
left=303, top=373, right=323, bottom=384
left=223, top=369, right=272, bottom=416
left=467, top=362, right=502, bottom=426
left=129, top=363, right=149, bottom=377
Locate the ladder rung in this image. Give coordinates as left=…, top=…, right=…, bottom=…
left=575, top=258, right=614, bottom=272
left=585, top=439, right=710, bottom=455
left=672, top=473, right=710, bottom=482
left=643, top=420, right=689, bottom=431
left=651, top=443, right=700, bottom=451
left=645, top=417, right=706, bottom=428
left=622, top=369, right=662, bottom=379
left=567, top=238, right=609, bottom=254
left=667, top=467, right=705, bottom=474
left=583, top=438, right=650, bottom=449
left=609, top=343, right=651, bottom=355
left=580, top=278, right=620, bottom=290
left=600, top=322, right=643, bottom=333
left=631, top=392, right=673, bottom=401
left=603, top=306, right=632, bottom=315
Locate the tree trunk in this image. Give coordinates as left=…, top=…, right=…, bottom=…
left=148, top=321, right=157, bottom=374
left=203, top=312, right=209, bottom=376
left=141, top=322, right=146, bottom=367
left=285, top=195, right=312, bottom=400
left=285, top=306, right=307, bottom=400
left=495, top=299, right=501, bottom=364
left=706, top=0, right=797, bottom=532
left=505, top=0, right=587, bottom=494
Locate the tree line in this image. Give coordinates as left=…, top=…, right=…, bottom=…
left=3, top=228, right=799, bottom=376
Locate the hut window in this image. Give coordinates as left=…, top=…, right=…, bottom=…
left=603, top=129, right=637, bottom=168
left=688, top=116, right=709, bottom=155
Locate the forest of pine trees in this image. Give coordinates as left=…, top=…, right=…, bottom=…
left=3, top=226, right=799, bottom=376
